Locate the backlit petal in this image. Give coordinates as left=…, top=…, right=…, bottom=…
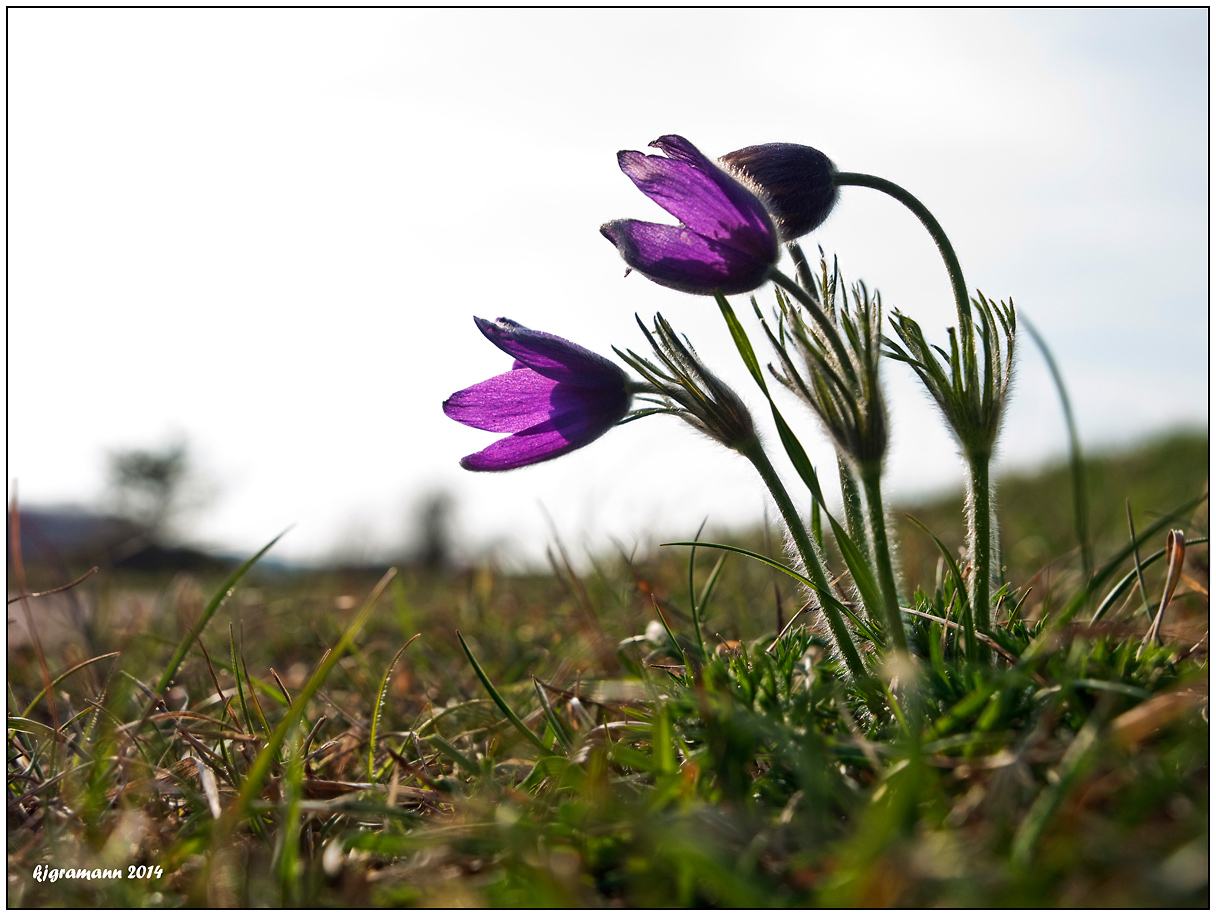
left=600, top=219, right=772, bottom=296
left=605, top=134, right=779, bottom=295
left=474, top=317, right=626, bottom=385
left=459, top=396, right=620, bottom=472
left=442, top=368, right=559, bottom=433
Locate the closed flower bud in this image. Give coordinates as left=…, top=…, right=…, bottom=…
left=719, top=143, right=838, bottom=242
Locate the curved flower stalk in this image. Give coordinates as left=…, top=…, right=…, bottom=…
left=601, top=135, right=780, bottom=296
left=443, top=317, right=632, bottom=472
left=831, top=171, right=971, bottom=333
left=715, top=140, right=970, bottom=333
left=819, top=158, right=1014, bottom=647
left=615, top=315, right=873, bottom=690
left=719, top=142, right=839, bottom=242
left=718, top=138, right=1016, bottom=647
left=886, top=294, right=1017, bottom=641
left=762, top=255, right=907, bottom=654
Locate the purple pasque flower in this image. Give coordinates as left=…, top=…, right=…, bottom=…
left=600, top=135, right=779, bottom=296
left=443, top=317, right=632, bottom=472
left=718, top=142, right=838, bottom=241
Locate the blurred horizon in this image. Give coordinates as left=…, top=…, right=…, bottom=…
left=8, top=9, right=1209, bottom=567
left=11, top=425, right=1207, bottom=576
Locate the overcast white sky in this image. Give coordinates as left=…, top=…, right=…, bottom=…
left=8, top=9, right=1209, bottom=566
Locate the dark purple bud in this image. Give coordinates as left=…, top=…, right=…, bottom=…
left=719, top=143, right=838, bottom=242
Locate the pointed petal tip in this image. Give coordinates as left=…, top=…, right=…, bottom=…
left=474, top=315, right=526, bottom=347
left=649, top=134, right=688, bottom=150
left=459, top=447, right=521, bottom=472
left=616, top=149, right=647, bottom=176
left=458, top=454, right=496, bottom=472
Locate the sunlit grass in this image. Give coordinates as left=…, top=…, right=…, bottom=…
left=7, top=431, right=1208, bottom=907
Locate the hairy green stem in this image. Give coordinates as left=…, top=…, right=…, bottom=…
left=838, top=456, right=872, bottom=570
left=741, top=438, right=870, bottom=687
left=858, top=461, right=908, bottom=654
left=967, top=451, right=994, bottom=643
left=833, top=172, right=970, bottom=329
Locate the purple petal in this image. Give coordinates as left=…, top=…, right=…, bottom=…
left=616, top=151, right=740, bottom=241
left=600, top=219, right=772, bottom=295
left=446, top=317, right=633, bottom=471
left=443, top=367, right=559, bottom=433
left=474, top=317, right=626, bottom=385
left=615, top=135, right=776, bottom=263
left=458, top=391, right=624, bottom=472
left=651, top=136, right=775, bottom=229
left=460, top=424, right=579, bottom=471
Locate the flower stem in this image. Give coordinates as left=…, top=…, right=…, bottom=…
left=838, top=455, right=871, bottom=570
left=858, top=460, right=908, bottom=654
left=740, top=438, right=871, bottom=687
left=833, top=172, right=970, bottom=328
left=967, top=450, right=994, bottom=647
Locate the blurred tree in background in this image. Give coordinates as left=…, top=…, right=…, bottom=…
left=410, top=490, right=456, bottom=571
left=105, top=439, right=191, bottom=539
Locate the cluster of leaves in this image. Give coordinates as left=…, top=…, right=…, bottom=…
left=7, top=438, right=1209, bottom=907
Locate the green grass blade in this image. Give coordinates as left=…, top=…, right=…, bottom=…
left=1052, top=493, right=1206, bottom=628
left=456, top=630, right=552, bottom=757
left=1090, top=537, right=1208, bottom=624
left=221, top=567, right=396, bottom=832
left=695, top=552, right=728, bottom=625
left=7, top=716, right=63, bottom=741
left=663, top=541, right=882, bottom=647
left=649, top=595, right=692, bottom=674
left=423, top=732, right=482, bottom=778
left=905, top=514, right=978, bottom=662
left=241, top=642, right=273, bottom=739
left=1011, top=707, right=1103, bottom=866
left=652, top=705, right=676, bottom=778
left=274, top=723, right=306, bottom=905
left=153, top=530, right=288, bottom=698
left=533, top=678, right=574, bottom=753
left=21, top=653, right=120, bottom=719
left=688, top=519, right=709, bottom=656
left=823, top=509, right=886, bottom=641
left=368, top=635, right=421, bottom=781
left=1023, top=317, right=1092, bottom=578
left=715, top=293, right=768, bottom=392
left=665, top=542, right=817, bottom=602
left=1124, top=500, right=1153, bottom=619
left=229, top=624, right=254, bottom=739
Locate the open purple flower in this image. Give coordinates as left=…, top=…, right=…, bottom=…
left=443, top=317, right=632, bottom=472
left=719, top=142, right=838, bottom=241
left=600, top=135, right=779, bottom=296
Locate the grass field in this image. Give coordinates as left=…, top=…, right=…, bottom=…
left=7, top=429, right=1208, bottom=907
